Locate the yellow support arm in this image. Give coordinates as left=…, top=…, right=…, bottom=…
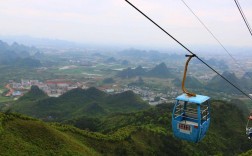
left=182, top=54, right=196, bottom=97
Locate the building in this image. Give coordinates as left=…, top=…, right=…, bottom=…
left=46, top=80, right=72, bottom=89
left=12, top=91, right=22, bottom=96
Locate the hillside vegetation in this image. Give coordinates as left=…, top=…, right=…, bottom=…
left=11, top=87, right=150, bottom=121
left=1, top=99, right=252, bottom=155
left=67, top=100, right=252, bottom=155
left=0, top=113, right=98, bottom=155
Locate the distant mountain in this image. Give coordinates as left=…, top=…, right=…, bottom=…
left=15, top=57, right=42, bottom=67
left=0, top=35, right=82, bottom=48
left=102, top=78, right=115, bottom=84
left=104, top=57, right=117, bottom=63
left=121, top=60, right=129, bottom=66
left=91, top=53, right=104, bottom=58
left=192, top=58, right=228, bottom=70
left=118, top=49, right=148, bottom=58
left=0, top=40, right=41, bottom=67
left=146, top=62, right=173, bottom=78
left=118, top=48, right=182, bottom=61
left=32, top=51, right=45, bottom=59
left=117, top=65, right=146, bottom=78
left=19, top=85, right=48, bottom=101
left=12, top=87, right=149, bottom=121
left=242, top=72, right=252, bottom=79
left=10, top=42, right=32, bottom=57
left=206, top=71, right=242, bottom=94
left=0, top=41, right=19, bottom=64
left=129, top=77, right=145, bottom=86
left=240, top=72, right=252, bottom=91
left=172, top=76, right=203, bottom=89
left=171, top=71, right=252, bottom=94
left=117, top=63, right=174, bottom=78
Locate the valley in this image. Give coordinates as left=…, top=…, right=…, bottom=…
left=0, top=40, right=252, bottom=155
left=1, top=1, right=252, bottom=155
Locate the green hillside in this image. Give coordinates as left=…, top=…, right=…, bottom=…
left=241, top=149, right=252, bottom=156
left=0, top=113, right=98, bottom=156
left=19, top=85, right=48, bottom=100
left=1, top=99, right=252, bottom=155
left=11, top=87, right=150, bottom=121
left=67, top=101, right=252, bottom=155
left=0, top=112, right=185, bottom=155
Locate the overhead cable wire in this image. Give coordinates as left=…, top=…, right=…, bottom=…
left=124, top=0, right=252, bottom=101
left=234, top=0, right=252, bottom=37
left=180, top=0, right=252, bottom=82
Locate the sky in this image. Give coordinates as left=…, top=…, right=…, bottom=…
left=0, top=0, right=252, bottom=50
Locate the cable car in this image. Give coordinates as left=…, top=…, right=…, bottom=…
left=246, top=114, right=252, bottom=139
left=172, top=54, right=211, bottom=143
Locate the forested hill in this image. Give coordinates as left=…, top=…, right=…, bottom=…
left=66, top=100, right=252, bottom=155
left=1, top=100, right=252, bottom=155
left=11, top=87, right=150, bottom=121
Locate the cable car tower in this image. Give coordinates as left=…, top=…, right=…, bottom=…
left=172, top=54, right=211, bottom=143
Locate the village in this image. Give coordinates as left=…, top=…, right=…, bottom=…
left=5, top=79, right=82, bottom=98
left=5, top=79, right=178, bottom=105
left=102, top=85, right=177, bottom=105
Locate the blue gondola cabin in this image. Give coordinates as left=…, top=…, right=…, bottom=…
left=172, top=94, right=210, bottom=143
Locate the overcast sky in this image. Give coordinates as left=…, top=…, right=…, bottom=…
left=0, top=0, right=251, bottom=49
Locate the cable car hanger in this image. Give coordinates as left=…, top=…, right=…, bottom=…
left=182, top=54, right=196, bottom=97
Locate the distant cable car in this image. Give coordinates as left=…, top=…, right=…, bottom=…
left=246, top=114, right=252, bottom=139
left=172, top=54, right=211, bottom=143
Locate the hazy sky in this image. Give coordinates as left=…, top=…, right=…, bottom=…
left=0, top=0, right=252, bottom=49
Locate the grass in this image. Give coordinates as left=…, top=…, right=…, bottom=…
left=0, top=113, right=98, bottom=156
left=1, top=99, right=252, bottom=156
left=0, top=96, right=13, bottom=103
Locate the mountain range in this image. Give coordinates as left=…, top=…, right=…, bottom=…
left=0, top=40, right=41, bottom=67
left=172, top=76, right=203, bottom=89
left=172, top=71, right=252, bottom=94
left=206, top=71, right=252, bottom=94
left=192, top=57, right=228, bottom=70
left=117, top=62, right=174, bottom=78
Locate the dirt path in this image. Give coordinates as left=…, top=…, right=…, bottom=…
left=5, top=84, right=14, bottom=96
